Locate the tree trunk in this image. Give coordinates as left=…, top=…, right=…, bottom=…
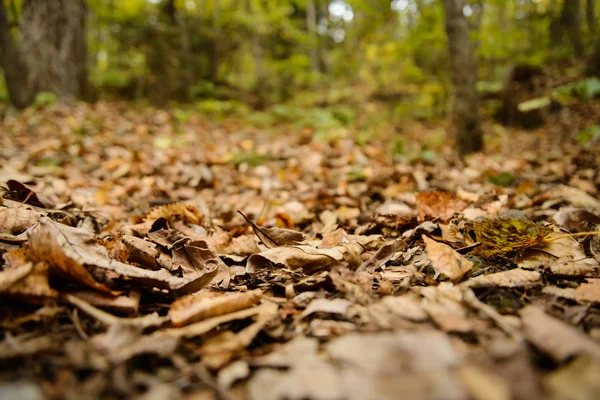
left=442, top=0, right=483, bottom=155
left=0, top=0, right=34, bottom=108
left=561, top=0, right=584, bottom=57
left=587, top=0, right=596, bottom=36
left=306, top=0, right=319, bottom=74
left=0, top=0, right=88, bottom=108
left=587, top=35, right=600, bottom=77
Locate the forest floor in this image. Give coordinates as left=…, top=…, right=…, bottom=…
left=1, top=100, right=600, bottom=399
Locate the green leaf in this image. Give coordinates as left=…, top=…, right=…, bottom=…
left=473, top=218, right=553, bottom=258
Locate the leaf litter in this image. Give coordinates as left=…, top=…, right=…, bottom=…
left=1, top=102, right=600, bottom=398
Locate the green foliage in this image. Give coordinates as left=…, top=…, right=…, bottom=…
left=577, top=126, right=600, bottom=145
left=228, top=151, right=270, bottom=167
left=33, top=92, right=57, bottom=109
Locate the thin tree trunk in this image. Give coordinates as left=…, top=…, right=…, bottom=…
left=0, top=0, right=88, bottom=108
left=442, top=0, right=483, bottom=155
left=306, top=0, right=319, bottom=73
left=561, top=0, right=584, bottom=57
left=587, top=0, right=596, bottom=35
left=0, top=0, right=34, bottom=108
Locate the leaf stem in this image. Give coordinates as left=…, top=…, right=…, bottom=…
left=543, top=231, right=600, bottom=243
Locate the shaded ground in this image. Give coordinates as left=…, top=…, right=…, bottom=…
left=1, top=102, right=600, bottom=399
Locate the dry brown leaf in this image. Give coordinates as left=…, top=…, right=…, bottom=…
left=520, top=306, right=600, bottom=363
left=65, top=294, right=167, bottom=328
left=548, top=185, right=600, bottom=208
left=120, top=235, right=160, bottom=269
left=419, top=283, right=481, bottom=333
left=64, top=290, right=140, bottom=315
left=544, top=356, right=600, bottom=400
left=6, top=180, right=52, bottom=208
left=0, top=334, right=61, bottom=360
left=200, top=301, right=279, bottom=369
left=542, top=285, right=577, bottom=300
left=28, top=218, right=119, bottom=294
left=1, top=262, right=58, bottom=304
left=357, top=238, right=407, bottom=273
left=0, top=207, right=43, bottom=235
left=300, top=298, right=352, bottom=319
left=247, top=243, right=363, bottom=274
left=416, top=191, right=466, bottom=223
left=30, top=218, right=217, bottom=296
left=169, top=289, right=262, bottom=327
left=239, top=210, right=306, bottom=248
left=91, top=324, right=179, bottom=363
left=423, top=236, right=473, bottom=282
left=0, top=262, right=34, bottom=291
left=144, top=203, right=202, bottom=225
left=461, top=269, right=542, bottom=289
left=162, top=301, right=274, bottom=339
left=575, top=280, right=600, bottom=303
left=518, top=232, right=599, bottom=276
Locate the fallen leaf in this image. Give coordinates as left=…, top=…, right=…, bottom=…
left=300, top=298, right=352, bottom=319
left=0, top=262, right=58, bottom=304
left=473, top=218, right=552, bottom=258
left=169, top=289, right=262, bottom=327
left=575, top=280, right=600, bottom=303
left=544, top=356, right=600, bottom=400
left=518, top=232, right=599, bottom=275
left=247, top=243, right=363, bottom=274
left=416, top=191, right=466, bottom=223
left=0, top=206, right=43, bottom=235
left=520, top=306, right=600, bottom=363
left=238, top=210, right=306, bottom=248
left=200, top=301, right=279, bottom=368
left=461, top=268, right=542, bottom=289
left=28, top=218, right=119, bottom=295
left=6, top=180, right=52, bottom=208
left=423, top=236, right=473, bottom=282
left=162, top=301, right=275, bottom=339
left=64, top=290, right=140, bottom=315
left=357, top=238, right=407, bottom=273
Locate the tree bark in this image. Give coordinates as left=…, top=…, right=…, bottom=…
left=442, top=0, right=483, bottom=155
left=0, top=0, right=88, bottom=108
left=561, top=0, right=584, bottom=57
left=0, top=0, right=34, bottom=108
left=306, top=0, right=319, bottom=74
left=587, top=0, right=596, bottom=35
left=587, top=35, right=600, bottom=77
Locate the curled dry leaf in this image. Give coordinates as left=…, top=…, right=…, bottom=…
left=28, top=218, right=120, bottom=295
left=520, top=306, right=600, bottom=363
left=0, top=207, right=43, bottom=235
left=169, top=289, right=262, bottom=327
left=6, top=180, right=52, bottom=208
left=357, top=238, right=407, bottom=273
left=238, top=210, right=306, bottom=248
left=29, top=218, right=218, bottom=296
left=423, top=235, right=472, bottom=282
left=247, top=243, right=364, bottom=274
left=575, top=280, right=600, bottom=304
left=144, top=203, right=202, bottom=225
left=461, top=268, right=542, bottom=289
left=162, top=301, right=275, bottom=339
left=518, top=232, right=599, bottom=276
left=0, top=262, right=58, bottom=304
left=416, top=191, right=466, bottom=223
left=200, top=301, right=279, bottom=369
left=64, top=290, right=140, bottom=315
left=120, top=235, right=160, bottom=269
left=300, top=298, right=352, bottom=319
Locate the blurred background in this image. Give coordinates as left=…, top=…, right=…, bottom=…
left=1, top=0, right=599, bottom=151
